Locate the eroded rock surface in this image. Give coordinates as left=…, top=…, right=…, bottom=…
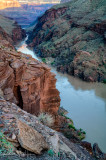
left=0, top=25, right=60, bottom=116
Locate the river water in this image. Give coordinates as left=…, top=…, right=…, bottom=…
left=16, top=38, right=106, bottom=153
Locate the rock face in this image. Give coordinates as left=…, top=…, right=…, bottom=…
left=12, top=22, right=26, bottom=43
left=17, top=120, right=49, bottom=154
left=0, top=15, right=26, bottom=44
left=0, top=24, right=60, bottom=116
left=27, top=0, right=106, bottom=82
left=0, top=0, right=20, bottom=9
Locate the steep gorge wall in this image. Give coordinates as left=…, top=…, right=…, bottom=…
left=27, top=0, right=106, bottom=82
left=0, top=15, right=26, bottom=44
left=0, top=26, right=60, bottom=116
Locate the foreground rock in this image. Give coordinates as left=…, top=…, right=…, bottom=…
left=0, top=94, right=94, bottom=159
left=17, top=120, right=49, bottom=154
left=27, top=0, right=106, bottom=82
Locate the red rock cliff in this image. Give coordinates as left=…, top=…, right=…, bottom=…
left=0, top=28, right=60, bottom=116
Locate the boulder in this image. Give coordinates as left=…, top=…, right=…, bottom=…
left=17, top=120, right=49, bottom=154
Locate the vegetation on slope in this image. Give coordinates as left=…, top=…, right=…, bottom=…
left=27, top=0, right=106, bottom=82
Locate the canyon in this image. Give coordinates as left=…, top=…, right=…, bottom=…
left=0, top=0, right=60, bottom=10
left=27, top=0, right=106, bottom=82
left=0, top=4, right=56, bottom=28
left=0, top=14, right=96, bottom=160
left=0, top=0, right=106, bottom=159
left=0, top=0, right=60, bottom=28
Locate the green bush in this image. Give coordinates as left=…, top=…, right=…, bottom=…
left=80, top=128, right=82, bottom=131
left=42, top=58, right=46, bottom=63
left=48, top=149, right=54, bottom=156
left=51, top=61, right=55, bottom=65
left=78, top=132, right=81, bottom=136
left=83, top=131, right=86, bottom=134
left=103, top=79, right=106, bottom=84
left=68, top=124, right=76, bottom=130
left=0, top=132, right=14, bottom=154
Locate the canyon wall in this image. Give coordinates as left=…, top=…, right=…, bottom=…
left=0, top=0, right=20, bottom=9
left=0, top=15, right=26, bottom=44
left=27, top=0, right=106, bottom=82
left=0, top=21, right=60, bottom=116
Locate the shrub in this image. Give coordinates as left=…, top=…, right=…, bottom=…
left=83, top=131, right=86, bottom=134
left=80, top=128, right=82, bottom=131
left=78, top=132, right=81, bottom=136
left=68, top=124, right=76, bottom=130
left=38, top=113, right=54, bottom=127
left=48, top=149, right=54, bottom=156
left=51, top=61, right=55, bottom=65
left=103, top=79, right=106, bottom=84
left=42, top=58, right=46, bottom=63
left=0, top=132, right=14, bottom=154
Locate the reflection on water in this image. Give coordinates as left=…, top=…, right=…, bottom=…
left=52, top=69, right=106, bottom=153
left=16, top=38, right=106, bottom=153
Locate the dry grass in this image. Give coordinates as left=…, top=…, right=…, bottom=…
left=38, top=112, right=54, bottom=127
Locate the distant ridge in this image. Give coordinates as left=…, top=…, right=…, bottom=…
left=61, top=0, right=71, bottom=3
left=18, top=0, right=60, bottom=4
left=0, top=0, right=21, bottom=9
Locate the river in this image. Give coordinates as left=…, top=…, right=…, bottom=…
left=16, top=38, right=106, bottom=153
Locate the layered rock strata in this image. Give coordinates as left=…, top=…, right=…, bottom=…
left=0, top=27, right=60, bottom=116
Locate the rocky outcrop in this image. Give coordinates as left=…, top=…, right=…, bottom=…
left=0, top=0, right=20, bottom=9
left=0, top=94, right=95, bottom=159
left=93, top=143, right=106, bottom=160
left=27, top=0, right=106, bottom=82
left=0, top=27, right=60, bottom=116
